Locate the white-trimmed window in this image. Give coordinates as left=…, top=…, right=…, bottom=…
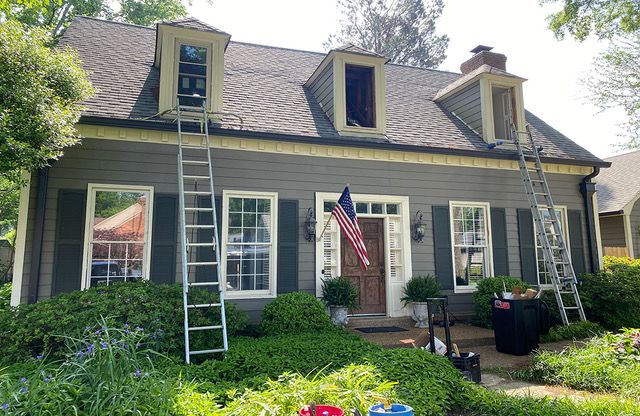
left=82, top=184, right=154, bottom=289
left=221, top=191, right=278, bottom=298
left=535, top=207, right=570, bottom=286
left=176, top=42, right=211, bottom=107
left=450, top=202, right=493, bottom=291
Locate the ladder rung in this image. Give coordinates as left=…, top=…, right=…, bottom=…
left=189, top=348, right=226, bottom=355
left=558, top=291, right=575, bottom=295
left=184, top=207, right=213, bottom=212
left=188, top=281, right=219, bottom=287
left=181, top=132, right=206, bottom=136
left=181, top=144, right=207, bottom=149
left=185, top=224, right=215, bottom=229
left=187, top=261, right=218, bottom=266
left=184, top=191, right=212, bottom=195
left=182, top=160, right=208, bottom=165
left=178, top=105, right=206, bottom=112
left=563, top=306, right=580, bottom=310
left=188, top=325, right=223, bottom=332
left=187, top=303, right=222, bottom=309
left=187, top=242, right=215, bottom=247
left=534, top=192, right=549, bottom=197
left=184, top=175, right=210, bottom=180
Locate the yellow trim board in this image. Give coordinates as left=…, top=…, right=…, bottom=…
left=76, top=124, right=593, bottom=176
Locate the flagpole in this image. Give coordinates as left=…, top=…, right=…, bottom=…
left=316, top=184, right=350, bottom=241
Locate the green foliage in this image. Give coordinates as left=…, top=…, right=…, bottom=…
left=526, top=329, right=640, bottom=397
left=579, top=264, right=640, bottom=329
left=0, top=320, right=179, bottom=415
left=367, top=348, right=461, bottom=416
left=473, top=276, right=530, bottom=328
left=604, top=255, right=640, bottom=269
left=0, top=282, right=248, bottom=363
left=0, top=20, right=93, bottom=177
left=544, top=0, right=640, bottom=41
left=540, top=320, right=604, bottom=343
left=0, top=282, right=10, bottom=314
left=260, top=292, right=333, bottom=336
left=1, top=0, right=196, bottom=37
left=222, top=365, right=397, bottom=416
left=540, top=290, right=578, bottom=326
left=94, top=191, right=143, bottom=218
left=400, top=275, right=441, bottom=306
left=0, top=176, right=19, bottom=234
left=321, top=276, right=359, bottom=308
left=326, top=0, right=449, bottom=68
left=456, top=381, right=640, bottom=416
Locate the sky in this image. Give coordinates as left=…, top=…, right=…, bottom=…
left=189, top=0, right=627, bottom=159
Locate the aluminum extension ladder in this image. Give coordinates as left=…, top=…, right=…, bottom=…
left=490, top=124, right=586, bottom=325
left=176, top=98, right=228, bottom=363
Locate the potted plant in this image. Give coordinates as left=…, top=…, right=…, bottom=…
left=401, top=275, right=441, bottom=328
left=320, top=276, right=359, bottom=327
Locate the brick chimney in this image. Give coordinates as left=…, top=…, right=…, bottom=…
left=460, top=45, right=507, bottom=74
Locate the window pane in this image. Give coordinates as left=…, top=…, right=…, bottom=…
left=177, top=95, right=205, bottom=107
left=371, top=203, right=383, bottom=214
left=225, top=196, right=272, bottom=292
left=356, top=203, right=368, bottom=214
left=177, top=75, right=206, bottom=97
left=90, top=190, right=148, bottom=288
left=454, top=247, right=487, bottom=287
left=179, top=45, right=207, bottom=64
left=451, top=205, right=489, bottom=287
left=345, top=64, right=376, bottom=128
left=536, top=209, right=565, bottom=285
left=324, top=201, right=336, bottom=213
left=179, top=62, right=206, bottom=76
left=386, top=204, right=398, bottom=215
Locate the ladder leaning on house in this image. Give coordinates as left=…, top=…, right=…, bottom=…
left=489, top=124, right=586, bottom=325
left=176, top=97, right=228, bottom=363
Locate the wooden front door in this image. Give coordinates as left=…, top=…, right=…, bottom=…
left=341, top=218, right=386, bottom=315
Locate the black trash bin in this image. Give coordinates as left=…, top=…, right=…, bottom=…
left=491, top=298, right=540, bottom=355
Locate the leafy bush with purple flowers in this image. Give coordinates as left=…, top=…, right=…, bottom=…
left=0, top=282, right=248, bottom=363
left=0, top=319, right=178, bottom=415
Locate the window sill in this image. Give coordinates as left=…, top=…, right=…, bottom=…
left=454, top=286, right=478, bottom=294
left=338, top=126, right=386, bottom=138
left=224, top=291, right=277, bottom=300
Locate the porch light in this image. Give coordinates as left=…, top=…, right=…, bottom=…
left=304, top=208, right=317, bottom=242
left=413, top=210, right=425, bottom=243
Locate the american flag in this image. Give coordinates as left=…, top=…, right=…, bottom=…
left=333, top=186, right=370, bottom=270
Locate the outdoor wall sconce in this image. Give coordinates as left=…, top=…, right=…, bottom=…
left=413, top=210, right=425, bottom=243
left=304, top=208, right=317, bottom=242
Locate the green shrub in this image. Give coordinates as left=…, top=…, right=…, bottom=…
left=260, top=292, right=333, bottom=336
left=0, top=320, right=180, bottom=415
left=321, top=276, right=359, bottom=308
left=525, top=330, right=640, bottom=397
left=0, top=282, right=248, bottom=363
left=540, top=320, right=604, bottom=343
left=400, top=275, right=441, bottom=306
left=0, top=282, right=10, bottom=315
left=579, top=265, right=640, bottom=329
left=603, top=255, right=640, bottom=270
left=473, top=276, right=530, bottom=328
left=540, top=290, right=579, bottom=326
left=367, top=348, right=461, bottom=416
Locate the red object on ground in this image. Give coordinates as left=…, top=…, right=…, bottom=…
left=299, top=405, right=345, bottom=416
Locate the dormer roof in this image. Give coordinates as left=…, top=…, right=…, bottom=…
left=433, top=64, right=526, bottom=101
left=332, top=43, right=390, bottom=62
left=159, top=17, right=229, bottom=35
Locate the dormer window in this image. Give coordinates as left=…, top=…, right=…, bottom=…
left=177, top=43, right=209, bottom=107
left=491, top=85, right=516, bottom=141
left=345, top=64, right=376, bottom=128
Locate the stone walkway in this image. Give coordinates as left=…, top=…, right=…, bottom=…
left=481, top=373, right=610, bottom=401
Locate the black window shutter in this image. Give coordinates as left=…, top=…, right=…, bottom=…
left=517, top=208, right=537, bottom=285
left=491, top=207, right=509, bottom=276
left=150, top=194, right=178, bottom=284
left=568, top=210, right=586, bottom=276
left=196, top=196, right=221, bottom=282
left=277, top=199, right=299, bottom=294
left=52, top=189, right=87, bottom=296
left=432, top=206, right=454, bottom=290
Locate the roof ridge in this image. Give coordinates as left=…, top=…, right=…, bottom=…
left=73, top=15, right=155, bottom=30
left=604, top=148, right=640, bottom=161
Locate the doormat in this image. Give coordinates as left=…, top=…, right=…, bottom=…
left=355, top=326, right=408, bottom=334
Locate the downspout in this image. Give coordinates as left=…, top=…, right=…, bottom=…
left=27, top=163, right=53, bottom=304
left=580, top=167, right=600, bottom=273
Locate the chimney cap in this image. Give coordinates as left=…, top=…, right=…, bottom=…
left=470, top=45, right=493, bottom=54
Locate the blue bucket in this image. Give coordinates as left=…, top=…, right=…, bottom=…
left=368, top=404, right=413, bottom=416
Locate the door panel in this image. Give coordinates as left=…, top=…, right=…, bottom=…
left=341, top=218, right=386, bottom=315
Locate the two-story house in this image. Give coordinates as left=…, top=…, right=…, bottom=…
left=10, top=16, right=608, bottom=320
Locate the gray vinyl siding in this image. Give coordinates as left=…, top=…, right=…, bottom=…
left=599, top=215, right=626, bottom=248
left=21, top=138, right=591, bottom=318
left=631, top=200, right=640, bottom=258
left=308, top=64, right=334, bottom=123
left=440, top=83, right=483, bottom=137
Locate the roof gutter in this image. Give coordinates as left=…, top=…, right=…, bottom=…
left=581, top=166, right=601, bottom=273
left=78, top=116, right=611, bottom=168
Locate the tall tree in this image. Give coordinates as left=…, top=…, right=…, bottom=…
left=544, top=0, right=640, bottom=41
left=0, top=20, right=93, bottom=180
left=1, top=0, right=195, bottom=36
left=326, top=0, right=449, bottom=68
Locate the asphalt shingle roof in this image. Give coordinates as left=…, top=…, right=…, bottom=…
left=597, top=150, right=640, bottom=214
left=60, top=16, right=604, bottom=166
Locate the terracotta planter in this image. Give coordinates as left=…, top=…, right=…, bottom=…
left=412, top=302, right=430, bottom=328
left=329, top=305, right=349, bottom=327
